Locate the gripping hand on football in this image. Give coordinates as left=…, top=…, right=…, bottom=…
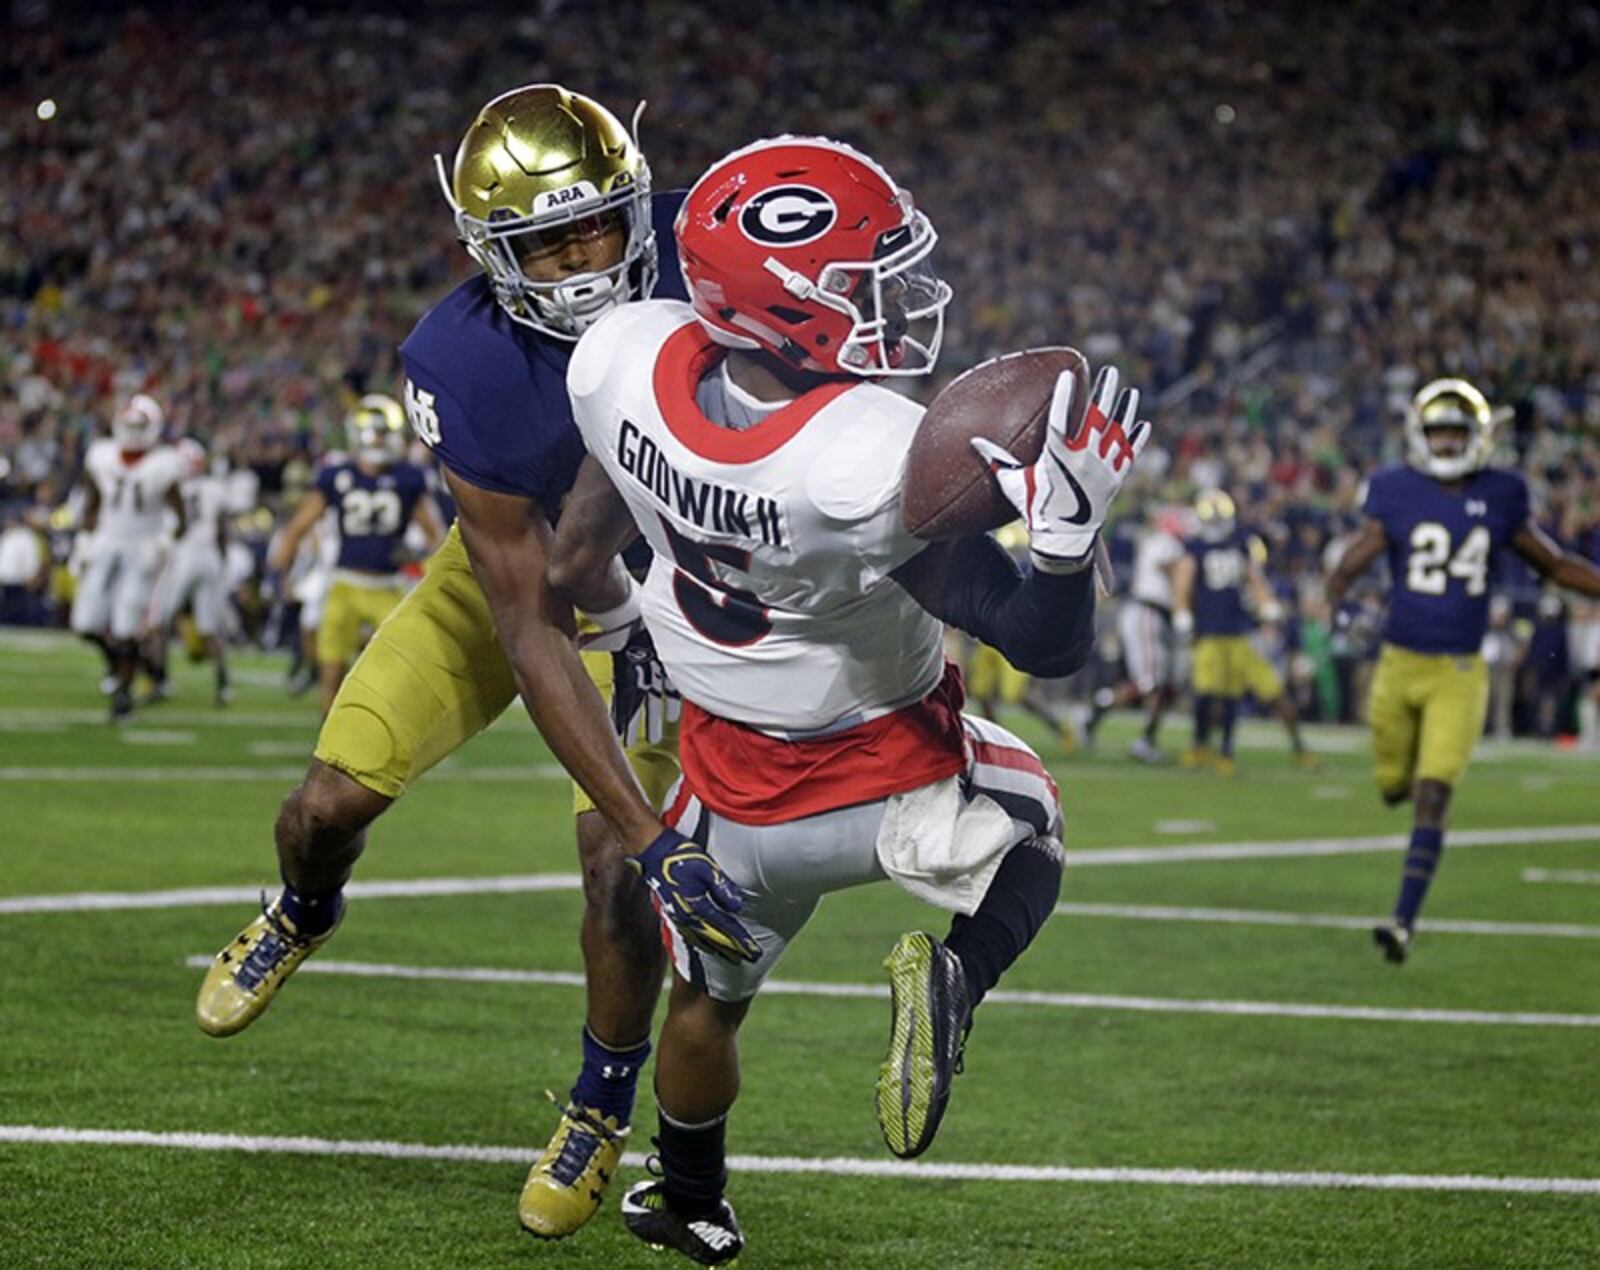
left=971, top=364, right=1153, bottom=574
left=629, top=828, right=761, bottom=964
left=610, top=620, right=682, bottom=748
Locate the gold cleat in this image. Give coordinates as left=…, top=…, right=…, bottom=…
left=195, top=897, right=341, bottom=1037
left=1180, top=744, right=1216, bottom=770
left=1212, top=754, right=1238, bottom=779
left=519, top=1095, right=628, bottom=1240
left=876, top=931, right=972, bottom=1159
left=1293, top=750, right=1323, bottom=772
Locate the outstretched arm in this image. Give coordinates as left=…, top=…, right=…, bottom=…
left=164, top=484, right=189, bottom=542
left=455, top=466, right=759, bottom=964
left=446, top=468, right=661, bottom=852
left=1512, top=522, right=1600, bottom=597
left=1324, top=518, right=1388, bottom=610
left=547, top=454, right=642, bottom=619
left=411, top=493, right=447, bottom=556
left=1171, top=553, right=1196, bottom=633
left=892, top=537, right=1095, bottom=678
left=267, top=490, right=328, bottom=573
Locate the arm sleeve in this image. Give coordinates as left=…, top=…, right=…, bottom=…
left=903, top=533, right=1096, bottom=678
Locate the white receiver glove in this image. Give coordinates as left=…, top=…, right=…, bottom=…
left=971, top=364, right=1152, bottom=574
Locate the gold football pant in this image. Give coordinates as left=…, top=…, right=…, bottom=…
left=967, top=642, right=1030, bottom=705
left=1367, top=643, right=1488, bottom=799
left=316, top=576, right=407, bottom=667
left=314, top=523, right=679, bottom=809
left=1191, top=635, right=1283, bottom=701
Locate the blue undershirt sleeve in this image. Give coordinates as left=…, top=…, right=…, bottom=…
left=894, top=534, right=1096, bottom=678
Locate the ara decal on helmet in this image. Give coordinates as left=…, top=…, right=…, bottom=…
left=436, top=83, right=657, bottom=340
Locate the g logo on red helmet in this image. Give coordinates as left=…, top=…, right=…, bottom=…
left=738, top=186, right=837, bottom=247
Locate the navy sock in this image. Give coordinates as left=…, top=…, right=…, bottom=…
left=570, top=1027, right=650, bottom=1126
left=946, top=837, right=1064, bottom=1007
left=278, top=878, right=343, bottom=938
left=1194, top=695, right=1214, bottom=747
left=657, top=1108, right=727, bottom=1217
left=1219, top=698, right=1238, bottom=758
left=1393, top=827, right=1444, bottom=928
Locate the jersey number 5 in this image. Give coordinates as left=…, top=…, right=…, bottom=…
left=1406, top=522, right=1490, bottom=596
left=661, top=517, right=772, bottom=647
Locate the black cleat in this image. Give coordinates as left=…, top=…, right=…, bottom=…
left=621, top=1180, right=743, bottom=1265
left=109, top=686, right=134, bottom=723
left=876, top=931, right=972, bottom=1159
left=1373, top=920, right=1411, bottom=964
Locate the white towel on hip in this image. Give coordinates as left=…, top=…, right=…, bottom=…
left=874, top=775, right=1017, bottom=915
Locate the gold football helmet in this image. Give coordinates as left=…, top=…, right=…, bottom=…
left=437, top=84, right=656, bottom=339
left=1194, top=488, right=1236, bottom=542
left=1405, top=378, right=1497, bottom=480
left=345, top=393, right=407, bottom=467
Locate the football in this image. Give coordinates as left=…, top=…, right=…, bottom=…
left=901, top=346, right=1089, bottom=540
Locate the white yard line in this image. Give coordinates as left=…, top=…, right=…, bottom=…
left=175, top=956, right=1600, bottom=1029
left=1069, top=824, right=1600, bottom=865
left=0, top=875, right=583, bottom=914
left=5, top=822, right=1596, bottom=913
left=1524, top=869, right=1600, bottom=886
left=2, top=1125, right=1596, bottom=1195
left=1054, top=902, right=1600, bottom=940
left=0, top=764, right=565, bottom=783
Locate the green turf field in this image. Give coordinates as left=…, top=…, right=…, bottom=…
left=2, top=628, right=1597, bottom=1267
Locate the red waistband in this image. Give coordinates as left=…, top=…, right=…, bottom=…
left=678, top=662, right=969, bottom=825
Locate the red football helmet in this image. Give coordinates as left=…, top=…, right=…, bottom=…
left=674, top=136, right=951, bottom=377
left=112, top=394, right=165, bottom=452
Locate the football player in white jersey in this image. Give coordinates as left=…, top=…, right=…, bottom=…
left=149, top=437, right=233, bottom=706
left=1085, top=506, right=1190, bottom=761
left=552, top=136, right=1151, bottom=1264
left=70, top=394, right=188, bottom=719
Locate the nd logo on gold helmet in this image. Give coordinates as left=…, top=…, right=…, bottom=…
left=345, top=393, right=408, bottom=468
left=1404, top=378, right=1507, bottom=481
left=435, top=83, right=657, bottom=340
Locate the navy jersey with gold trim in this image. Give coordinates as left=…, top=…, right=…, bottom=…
left=1362, top=465, right=1530, bottom=655
left=315, top=461, right=428, bottom=573
left=1186, top=529, right=1263, bottom=636
left=398, top=192, right=687, bottom=513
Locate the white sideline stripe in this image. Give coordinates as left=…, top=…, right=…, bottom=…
left=6, top=820, right=1599, bottom=912
left=1054, top=902, right=1600, bottom=940
left=0, top=764, right=565, bottom=783
left=1068, top=824, right=1600, bottom=865
left=1524, top=869, right=1600, bottom=886
left=176, top=956, right=1600, bottom=1029
left=0, top=875, right=582, bottom=914
left=2, top=1125, right=1596, bottom=1196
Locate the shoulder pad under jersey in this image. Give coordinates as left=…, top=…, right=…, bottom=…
left=804, top=386, right=922, bottom=523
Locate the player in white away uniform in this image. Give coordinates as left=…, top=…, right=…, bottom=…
left=71, top=394, right=188, bottom=720
left=1087, top=507, right=1189, bottom=761
left=554, top=137, right=1151, bottom=1264
left=150, top=437, right=233, bottom=706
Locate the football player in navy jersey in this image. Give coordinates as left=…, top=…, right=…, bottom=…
left=1172, top=489, right=1317, bottom=775
left=1326, top=379, right=1600, bottom=963
left=196, top=84, right=711, bottom=1239
left=268, top=395, right=444, bottom=715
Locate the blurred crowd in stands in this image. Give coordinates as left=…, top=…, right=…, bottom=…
left=2, top=0, right=1598, bottom=735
